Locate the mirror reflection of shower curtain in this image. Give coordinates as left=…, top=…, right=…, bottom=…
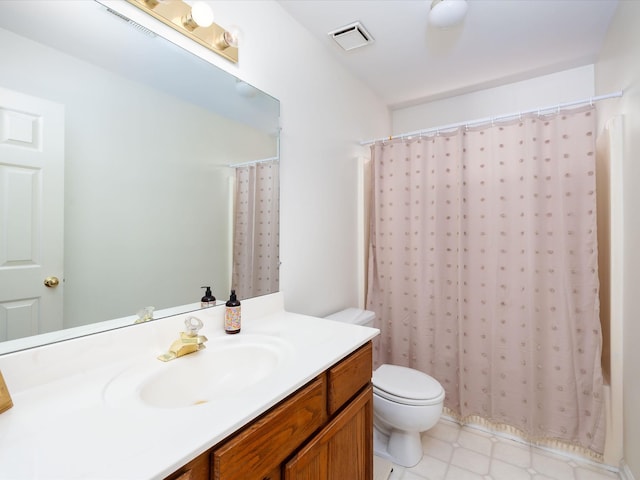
left=231, top=160, right=280, bottom=299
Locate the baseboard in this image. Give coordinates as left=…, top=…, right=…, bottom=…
left=620, top=461, right=637, bottom=480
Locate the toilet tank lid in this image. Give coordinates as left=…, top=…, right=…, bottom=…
left=325, top=308, right=375, bottom=325
left=373, top=364, right=444, bottom=401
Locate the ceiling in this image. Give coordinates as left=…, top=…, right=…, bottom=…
left=277, top=0, right=619, bottom=109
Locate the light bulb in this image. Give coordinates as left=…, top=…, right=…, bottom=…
left=182, top=2, right=214, bottom=31
left=223, top=30, right=238, bottom=48
left=191, top=2, right=214, bottom=28
left=215, top=28, right=239, bottom=50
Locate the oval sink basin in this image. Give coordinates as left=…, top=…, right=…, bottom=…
left=104, top=335, right=291, bottom=409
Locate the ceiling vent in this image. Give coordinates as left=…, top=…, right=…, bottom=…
left=328, top=22, right=374, bottom=51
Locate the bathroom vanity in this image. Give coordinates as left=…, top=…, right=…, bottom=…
left=169, top=342, right=373, bottom=480
left=0, top=293, right=378, bottom=479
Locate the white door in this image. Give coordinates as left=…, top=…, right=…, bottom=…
left=0, top=87, right=65, bottom=341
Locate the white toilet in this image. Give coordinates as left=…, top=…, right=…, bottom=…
left=325, top=308, right=445, bottom=468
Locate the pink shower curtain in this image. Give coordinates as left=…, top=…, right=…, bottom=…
left=366, top=106, right=605, bottom=456
left=231, top=160, right=279, bottom=299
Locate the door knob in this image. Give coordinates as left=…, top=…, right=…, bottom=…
left=44, top=276, right=60, bottom=288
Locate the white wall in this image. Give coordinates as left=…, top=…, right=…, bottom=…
left=107, top=0, right=390, bottom=317
left=392, top=65, right=595, bottom=134
left=595, top=1, right=640, bottom=478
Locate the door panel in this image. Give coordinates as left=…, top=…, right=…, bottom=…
left=0, top=87, right=64, bottom=341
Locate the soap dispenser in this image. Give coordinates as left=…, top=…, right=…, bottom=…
left=201, top=286, right=216, bottom=308
left=224, top=290, right=241, bottom=334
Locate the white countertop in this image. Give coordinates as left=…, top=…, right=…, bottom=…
left=0, top=293, right=378, bottom=479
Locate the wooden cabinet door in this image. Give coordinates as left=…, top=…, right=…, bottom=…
left=284, top=385, right=373, bottom=480
left=213, top=376, right=327, bottom=480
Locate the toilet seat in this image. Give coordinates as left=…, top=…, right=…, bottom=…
left=373, top=364, right=445, bottom=406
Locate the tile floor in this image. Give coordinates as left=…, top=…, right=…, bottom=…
left=385, top=419, right=620, bottom=480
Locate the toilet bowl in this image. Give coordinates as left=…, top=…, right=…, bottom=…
left=325, top=308, right=445, bottom=468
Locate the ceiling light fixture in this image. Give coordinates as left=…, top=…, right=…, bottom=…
left=429, top=0, right=468, bottom=28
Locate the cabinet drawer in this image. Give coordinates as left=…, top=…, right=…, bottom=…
left=327, top=342, right=372, bottom=415
left=212, top=376, right=327, bottom=480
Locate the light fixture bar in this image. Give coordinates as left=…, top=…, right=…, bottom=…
left=126, top=0, right=238, bottom=63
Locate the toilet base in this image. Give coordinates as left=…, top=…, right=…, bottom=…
left=373, top=425, right=423, bottom=468
left=373, top=427, right=393, bottom=464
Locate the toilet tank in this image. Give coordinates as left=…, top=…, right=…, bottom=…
left=325, top=308, right=375, bottom=328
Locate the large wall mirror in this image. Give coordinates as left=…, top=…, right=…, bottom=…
left=0, top=1, right=280, bottom=354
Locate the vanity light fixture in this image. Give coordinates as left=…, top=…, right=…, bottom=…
left=126, top=0, right=238, bottom=63
left=429, top=0, right=468, bottom=28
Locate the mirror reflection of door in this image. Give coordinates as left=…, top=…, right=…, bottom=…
left=0, top=87, right=65, bottom=340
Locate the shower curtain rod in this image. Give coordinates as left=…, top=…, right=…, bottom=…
left=359, top=90, right=623, bottom=146
left=229, top=156, right=279, bottom=168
